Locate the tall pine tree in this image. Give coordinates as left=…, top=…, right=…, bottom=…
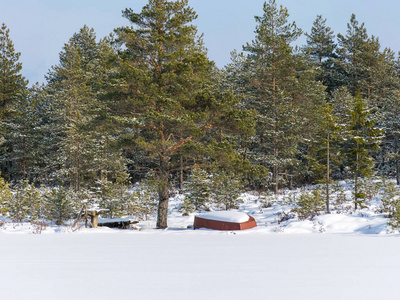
left=231, top=0, right=325, bottom=192
left=0, top=23, right=28, bottom=181
left=344, top=93, right=383, bottom=209
left=114, top=0, right=252, bottom=228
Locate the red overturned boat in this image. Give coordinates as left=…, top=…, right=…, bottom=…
left=194, top=211, right=257, bottom=231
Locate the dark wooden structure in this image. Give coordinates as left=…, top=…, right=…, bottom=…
left=98, top=219, right=139, bottom=229
left=194, top=214, right=257, bottom=231
left=72, top=205, right=139, bottom=230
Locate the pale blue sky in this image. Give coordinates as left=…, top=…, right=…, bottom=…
left=0, top=0, right=397, bottom=85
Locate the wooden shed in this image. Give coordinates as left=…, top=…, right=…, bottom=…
left=194, top=211, right=257, bottom=231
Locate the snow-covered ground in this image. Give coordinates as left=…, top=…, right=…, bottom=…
left=1, top=230, right=400, bottom=299
left=1, top=182, right=400, bottom=299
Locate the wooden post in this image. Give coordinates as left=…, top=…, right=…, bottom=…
left=90, top=212, right=99, bottom=228
left=85, top=205, right=88, bottom=228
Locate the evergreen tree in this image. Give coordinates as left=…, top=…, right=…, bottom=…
left=303, top=15, right=337, bottom=93
left=378, top=52, right=400, bottom=183
left=0, top=172, right=11, bottom=215
left=241, top=0, right=301, bottom=193
left=336, top=14, right=369, bottom=95
left=46, top=31, right=95, bottom=190
left=114, top=0, right=253, bottom=228
left=127, top=180, right=158, bottom=220
left=344, top=93, right=383, bottom=209
left=330, top=86, right=353, bottom=125
left=382, top=91, right=400, bottom=184
left=181, top=168, right=212, bottom=215
left=46, top=26, right=126, bottom=190
left=8, top=180, right=40, bottom=222
left=0, top=23, right=28, bottom=181
left=45, top=186, right=76, bottom=225
left=335, top=14, right=389, bottom=105
left=307, top=102, right=341, bottom=213
left=212, top=170, right=243, bottom=211
left=231, top=0, right=325, bottom=193
left=91, top=178, right=127, bottom=218
left=0, top=23, right=26, bottom=122
left=7, top=85, right=43, bottom=182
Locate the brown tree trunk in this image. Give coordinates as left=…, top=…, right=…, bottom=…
left=179, top=133, right=184, bottom=190
left=157, top=182, right=169, bottom=229
left=273, top=147, right=278, bottom=194
left=354, top=151, right=359, bottom=210
left=395, top=134, right=399, bottom=185
left=179, top=154, right=183, bottom=190
left=156, top=158, right=169, bottom=229
left=326, top=133, right=330, bottom=213
left=22, top=133, right=26, bottom=180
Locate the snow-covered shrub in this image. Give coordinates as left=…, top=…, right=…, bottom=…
left=125, top=182, right=158, bottom=220
left=332, top=182, right=348, bottom=211
left=44, top=186, right=76, bottom=225
left=382, top=184, right=400, bottom=230
left=352, top=180, right=368, bottom=209
left=380, top=181, right=400, bottom=230
left=293, top=188, right=325, bottom=220
left=0, top=174, right=12, bottom=216
left=363, top=177, right=382, bottom=200
left=8, top=180, right=41, bottom=222
left=181, top=169, right=244, bottom=215
left=91, top=179, right=126, bottom=218
left=352, top=177, right=381, bottom=209
left=181, top=169, right=212, bottom=215
left=212, top=171, right=243, bottom=211
left=259, top=191, right=274, bottom=208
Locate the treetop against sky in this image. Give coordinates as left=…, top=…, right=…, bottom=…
left=1, top=0, right=397, bottom=85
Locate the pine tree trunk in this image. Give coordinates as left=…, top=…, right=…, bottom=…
left=355, top=151, right=359, bottom=210
left=156, top=158, right=169, bottom=229
left=22, top=133, right=26, bottom=180
left=273, top=164, right=278, bottom=194
left=395, top=134, right=400, bottom=185
left=179, top=154, right=183, bottom=190
left=326, top=133, right=330, bottom=213
left=179, top=133, right=184, bottom=190
left=2, top=71, right=6, bottom=122
left=157, top=182, right=169, bottom=229
left=272, top=28, right=278, bottom=195
left=77, top=141, right=81, bottom=192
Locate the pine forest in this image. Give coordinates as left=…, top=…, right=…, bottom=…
left=2, top=0, right=400, bottom=229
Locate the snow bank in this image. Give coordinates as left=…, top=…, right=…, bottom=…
left=196, top=211, right=250, bottom=223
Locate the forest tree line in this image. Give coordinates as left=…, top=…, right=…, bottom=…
left=1, top=0, right=399, bottom=227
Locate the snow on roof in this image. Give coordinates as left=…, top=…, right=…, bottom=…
left=196, top=211, right=250, bottom=223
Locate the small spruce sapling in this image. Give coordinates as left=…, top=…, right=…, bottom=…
left=126, top=181, right=158, bottom=221
left=0, top=174, right=12, bottom=216
left=212, top=171, right=244, bottom=211
left=45, top=186, right=76, bottom=225
left=294, top=188, right=326, bottom=220
left=92, top=179, right=125, bottom=218
left=181, top=169, right=212, bottom=215
left=8, top=180, right=40, bottom=222
left=381, top=181, right=399, bottom=218
left=380, top=181, right=400, bottom=230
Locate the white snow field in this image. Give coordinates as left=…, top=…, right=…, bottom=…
left=2, top=184, right=400, bottom=300
left=0, top=229, right=400, bottom=300
left=1, top=229, right=400, bottom=300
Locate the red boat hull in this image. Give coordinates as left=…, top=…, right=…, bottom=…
left=194, top=215, right=257, bottom=231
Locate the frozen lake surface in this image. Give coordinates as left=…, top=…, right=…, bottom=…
left=1, top=229, right=400, bottom=300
